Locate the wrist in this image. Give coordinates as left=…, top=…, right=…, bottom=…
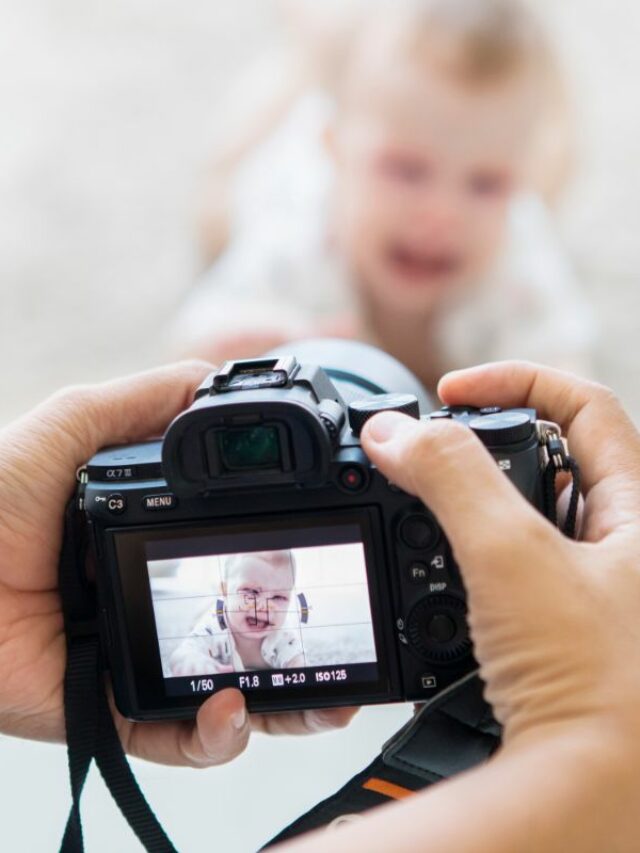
left=495, top=715, right=640, bottom=853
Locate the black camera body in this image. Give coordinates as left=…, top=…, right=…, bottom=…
left=79, top=343, right=555, bottom=721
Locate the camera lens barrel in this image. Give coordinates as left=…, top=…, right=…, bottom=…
left=265, top=338, right=432, bottom=411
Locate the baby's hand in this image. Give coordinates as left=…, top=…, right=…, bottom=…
left=170, top=652, right=226, bottom=678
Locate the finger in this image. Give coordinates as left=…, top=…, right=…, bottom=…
left=185, top=688, right=251, bottom=766
left=0, top=360, right=213, bottom=508
left=50, top=360, right=214, bottom=462
left=120, top=688, right=250, bottom=768
left=252, top=705, right=359, bottom=736
left=361, top=412, right=560, bottom=584
left=437, top=361, right=640, bottom=496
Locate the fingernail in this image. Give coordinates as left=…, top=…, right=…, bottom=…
left=230, top=706, right=246, bottom=730
left=364, top=411, right=415, bottom=444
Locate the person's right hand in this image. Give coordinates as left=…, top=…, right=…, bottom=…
left=361, top=362, right=640, bottom=747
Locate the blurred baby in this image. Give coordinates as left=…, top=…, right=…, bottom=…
left=174, top=0, right=594, bottom=392
left=170, top=550, right=304, bottom=677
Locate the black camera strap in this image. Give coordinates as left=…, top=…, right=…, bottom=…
left=59, top=502, right=177, bottom=853
left=542, top=439, right=581, bottom=536
left=58, top=450, right=580, bottom=852
left=262, top=672, right=499, bottom=847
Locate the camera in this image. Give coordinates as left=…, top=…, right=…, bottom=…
left=78, top=339, right=561, bottom=721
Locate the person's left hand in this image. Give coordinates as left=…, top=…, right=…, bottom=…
left=0, top=362, right=356, bottom=767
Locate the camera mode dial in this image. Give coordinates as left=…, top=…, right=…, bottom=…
left=468, top=410, right=533, bottom=447
left=407, top=594, right=472, bottom=664
left=348, top=393, right=420, bottom=437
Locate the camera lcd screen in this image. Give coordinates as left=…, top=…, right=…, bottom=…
left=138, top=517, right=385, bottom=703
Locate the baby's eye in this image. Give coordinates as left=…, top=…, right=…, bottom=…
left=467, top=171, right=511, bottom=198
left=378, top=153, right=427, bottom=184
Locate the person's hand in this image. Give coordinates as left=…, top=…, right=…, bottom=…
left=278, top=363, right=640, bottom=853
left=361, top=361, right=640, bottom=748
left=0, top=362, right=356, bottom=768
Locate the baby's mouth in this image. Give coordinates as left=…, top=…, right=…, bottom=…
left=246, top=615, right=271, bottom=630
left=387, top=244, right=461, bottom=282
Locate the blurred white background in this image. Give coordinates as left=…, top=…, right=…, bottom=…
left=1, top=1, right=639, bottom=850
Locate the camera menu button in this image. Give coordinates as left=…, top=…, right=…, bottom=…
left=142, top=493, right=178, bottom=511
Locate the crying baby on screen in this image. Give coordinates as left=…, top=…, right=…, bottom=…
left=170, top=550, right=305, bottom=676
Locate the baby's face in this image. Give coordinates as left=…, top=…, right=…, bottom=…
left=224, top=554, right=294, bottom=639
left=330, top=57, right=539, bottom=312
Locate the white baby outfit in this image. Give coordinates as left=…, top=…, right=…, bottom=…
left=172, top=603, right=303, bottom=674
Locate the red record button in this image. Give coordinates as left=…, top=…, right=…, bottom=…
left=339, top=466, right=367, bottom=492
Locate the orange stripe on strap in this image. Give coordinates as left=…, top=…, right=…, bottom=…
left=362, top=777, right=414, bottom=800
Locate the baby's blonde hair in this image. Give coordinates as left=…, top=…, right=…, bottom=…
left=337, top=0, right=572, bottom=198
left=223, top=550, right=296, bottom=587
left=399, top=0, right=551, bottom=83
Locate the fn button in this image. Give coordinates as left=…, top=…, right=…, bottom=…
left=407, top=562, right=429, bottom=584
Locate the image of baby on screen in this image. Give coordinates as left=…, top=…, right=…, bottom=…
left=170, top=550, right=304, bottom=676
left=150, top=538, right=378, bottom=680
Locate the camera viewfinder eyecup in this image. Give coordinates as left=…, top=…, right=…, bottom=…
left=162, top=356, right=350, bottom=497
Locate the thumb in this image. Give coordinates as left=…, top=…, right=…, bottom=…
left=361, top=412, right=558, bottom=580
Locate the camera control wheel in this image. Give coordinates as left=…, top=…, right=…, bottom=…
left=348, top=393, right=420, bottom=436
left=407, top=594, right=472, bottom=664
left=468, top=410, right=533, bottom=446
